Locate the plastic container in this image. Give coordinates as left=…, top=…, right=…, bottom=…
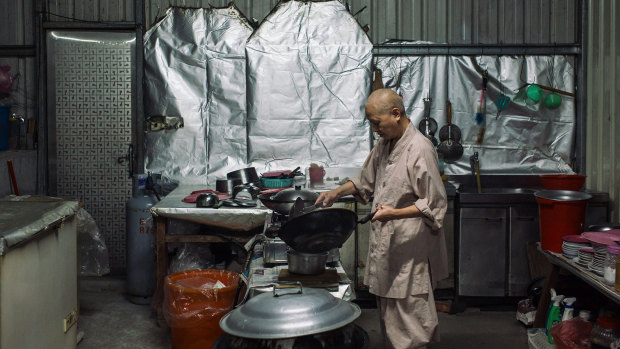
left=0, top=105, right=10, bottom=150
left=164, top=269, right=239, bottom=349
left=540, top=174, right=586, bottom=191
left=605, top=245, right=620, bottom=286
left=535, top=190, right=592, bottom=253
left=260, top=177, right=293, bottom=188
left=591, top=317, right=620, bottom=348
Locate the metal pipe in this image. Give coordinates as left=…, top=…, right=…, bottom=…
left=373, top=44, right=581, bottom=57
left=574, top=0, right=588, bottom=175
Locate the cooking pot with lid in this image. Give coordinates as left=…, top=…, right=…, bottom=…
left=216, top=283, right=366, bottom=349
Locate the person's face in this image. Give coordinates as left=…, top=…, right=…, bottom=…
left=365, top=102, right=401, bottom=139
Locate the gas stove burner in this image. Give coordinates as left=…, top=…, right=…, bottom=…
left=264, top=224, right=280, bottom=238
left=271, top=212, right=288, bottom=223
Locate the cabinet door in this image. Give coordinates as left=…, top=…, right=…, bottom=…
left=458, top=207, right=507, bottom=297
left=509, top=206, right=540, bottom=296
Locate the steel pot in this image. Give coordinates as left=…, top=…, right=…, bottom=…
left=226, top=167, right=260, bottom=186
left=216, top=178, right=242, bottom=196
left=287, top=250, right=328, bottom=275
left=219, top=284, right=361, bottom=340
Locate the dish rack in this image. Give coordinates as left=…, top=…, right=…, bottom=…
left=260, top=177, right=293, bottom=188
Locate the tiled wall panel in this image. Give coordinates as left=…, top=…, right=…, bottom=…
left=48, top=31, right=134, bottom=271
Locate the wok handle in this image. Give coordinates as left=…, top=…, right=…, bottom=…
left=358, top=210, right=376, bottom=224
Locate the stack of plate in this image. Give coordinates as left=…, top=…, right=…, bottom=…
left=576, top=248, right=594, bottom=267
left=562, top=235, right=590, bottom=258
left=582, top=231, right=620, bottom=276
left=589, top=244, right=607, bottom=276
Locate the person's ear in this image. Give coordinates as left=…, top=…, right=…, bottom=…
left=392, top=107, right=401, bottom=120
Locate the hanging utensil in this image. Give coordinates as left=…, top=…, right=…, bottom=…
left=371, top=67, right=384, bottom=91
left=439, top=101, right=461, bottom=143
left=418, top=97, right=438, bottom=146
left=437, top=101, right=464, bottom=163
left=495, top=72, right=511, bottom=119
left=417, top=57, right=438, bottom=146
left=475, top=71, right=488, bottom=144
left=496, top=94, right=511, bottom=119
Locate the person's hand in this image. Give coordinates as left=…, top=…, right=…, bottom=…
left=372, top=205, right=399, bottom=222
left=315, top=189, right=340, bottom=207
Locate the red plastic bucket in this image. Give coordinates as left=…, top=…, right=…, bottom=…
left=535, top=190, right=592, bottom=253
left=164, top=269, right=239, bottom=349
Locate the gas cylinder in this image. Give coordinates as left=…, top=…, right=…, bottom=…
left=126, top=174, right=158, bottom=304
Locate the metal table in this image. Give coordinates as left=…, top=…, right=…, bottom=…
left=533, top=244, right=620, bottom=328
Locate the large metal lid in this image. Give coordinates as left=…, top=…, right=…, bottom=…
left=219, top=284, right=361, bottom=339
left=271, top=187, right=319, bottom=202
left=534, top=190, right=592, bottom=202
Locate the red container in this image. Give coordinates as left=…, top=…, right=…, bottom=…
left=164, top=269, right=239, bottom=349
left=536, top=190, right=591, bottom=253
left=540, top=174, right=586, bottom=191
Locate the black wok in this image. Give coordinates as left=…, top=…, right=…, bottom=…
left=279, top=209, right=375, bottom=253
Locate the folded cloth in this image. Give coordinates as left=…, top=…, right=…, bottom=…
left=182, top=190, right=231, bottom=203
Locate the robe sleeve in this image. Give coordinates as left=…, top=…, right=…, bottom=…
left=408, top=143, right=447, bottom=231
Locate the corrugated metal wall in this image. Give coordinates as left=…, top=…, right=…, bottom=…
left=587, top=0, right=620, bottom=223
left=143, top=0, right=578, bottom=44
left=38, top=0, right=578, bottom=44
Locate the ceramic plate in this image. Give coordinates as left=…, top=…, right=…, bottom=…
left=582, top=232, right=620, bottom=246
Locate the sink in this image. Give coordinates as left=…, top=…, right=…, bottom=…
left=457, top=187, right=540, bottom=204
left=459, top=187, right=538, bottom=194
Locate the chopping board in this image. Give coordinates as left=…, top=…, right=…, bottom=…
left=278, top=269, right=339, bottom=289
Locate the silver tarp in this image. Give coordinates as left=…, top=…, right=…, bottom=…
left=375, top=45, right=575, bottom=175
left=144, top=6, right=253, bottom=185
left=245, top=1, right=373, bottom=172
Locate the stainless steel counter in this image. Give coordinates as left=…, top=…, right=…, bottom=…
left=150, top=185, right=270, bottom=231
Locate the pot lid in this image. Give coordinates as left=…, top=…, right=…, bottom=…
left=219, top=284, right=361, bottom=339
left=279, top=208, right=357, bottom=253
left=534, top=190, right=592, bottom=202
left=271, top=187, right=319, bottom=202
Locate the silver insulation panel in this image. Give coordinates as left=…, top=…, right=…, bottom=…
left=144, top=6, right=253, bottom=185
left=245, top=1, right=373, bottom=172
left=375, top=45, right=575, bottom=175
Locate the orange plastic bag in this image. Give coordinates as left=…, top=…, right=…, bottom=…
left=550, top=318, right=593, bottom=349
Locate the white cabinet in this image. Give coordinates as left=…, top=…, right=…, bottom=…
left=0, top=200, right=79, bottom=349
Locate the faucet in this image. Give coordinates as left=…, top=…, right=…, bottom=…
left=469, top=152, right=481, bottom=194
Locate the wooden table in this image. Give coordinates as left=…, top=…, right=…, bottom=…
left=149, top=185, right=270, bottom=325
left=533, top=245, right=620, bottom=328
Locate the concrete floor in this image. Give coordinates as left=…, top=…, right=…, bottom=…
left=77, top=276, right=528, bottom=349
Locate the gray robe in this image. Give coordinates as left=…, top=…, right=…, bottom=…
left=350, top=122, right=448, bottom=298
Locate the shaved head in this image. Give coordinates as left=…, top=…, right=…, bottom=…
left=367, top=89, right=406, bottom=118
left=365, top=89, right=410, bottom=140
